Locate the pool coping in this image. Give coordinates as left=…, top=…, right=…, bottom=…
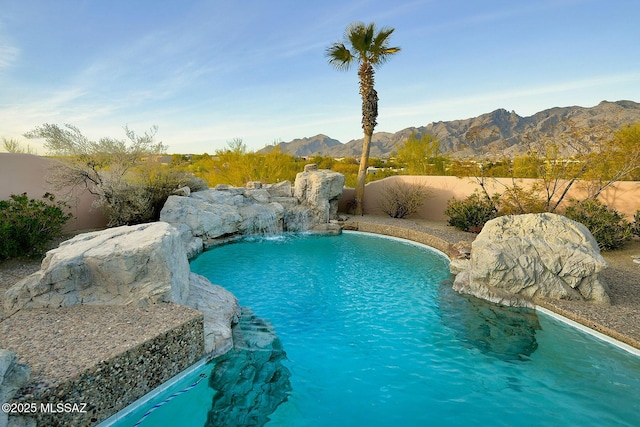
left=96, top=357, right=211, bottom=427
left=535, top=306, right=640, bottom=356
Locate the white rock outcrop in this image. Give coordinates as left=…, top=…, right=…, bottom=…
left=187, top=273, right=240, bottom=356
left=0, top=350, right=31, bottom=427
left=453, top=213, right=610, bottom=308
left=4, top=223, right=190, bottom=311
left=4, top=222, right=240, bottom=357
left=293, top=168, right=345, bottom=224
left=161, top=170, right=345, bottom=255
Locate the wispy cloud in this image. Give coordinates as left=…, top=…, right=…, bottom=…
left=412, top=0, right=586, bottom=36
left=0, top=42, right=19, bottom=70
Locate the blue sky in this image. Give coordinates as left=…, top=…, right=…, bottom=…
left=1, top=0, right=639, bottom=154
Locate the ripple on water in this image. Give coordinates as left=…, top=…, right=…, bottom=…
left=188, top=233, right=640, bottom=427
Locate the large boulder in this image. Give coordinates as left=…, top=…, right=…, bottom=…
left=0, top=350, right=31, bottom=427
left=160, top=192, right=245, bottom=241
left=293, top=167, right=345, bottom=224
left=187, top=273, right=240, bottom=356
left=4, top=222, right=190, bottom=312
left=4, top=222, right=240, bottom=357
left=453, top=213, right=610, bottom=308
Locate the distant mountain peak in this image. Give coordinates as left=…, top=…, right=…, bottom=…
left=261, top=134, right=342, bottom=157
left=269, top=100, right=640, bottom=158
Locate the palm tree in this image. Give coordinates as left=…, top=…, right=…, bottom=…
left=326, top=22, right=400, bottom=215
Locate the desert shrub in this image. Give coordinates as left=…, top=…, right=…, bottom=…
left=95, top=180, right=155, bottom=227
left=564, top=199, right=632, bottom=251
left=445, top=191, right=500, bottom=233
left=497, top=183, right=548, bottom=215
left=633, top=209, right=640, bottom=237
left=377, top=180, right=430, bottom=218
left=0, top=193, right=72, bottom=259
left=135, top=166, right=209, bottom=225
left=98, top=170, right=208, bottom=227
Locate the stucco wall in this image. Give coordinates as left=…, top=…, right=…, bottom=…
left=0, top=153, right=107, bottom=231
left=340, top=175, right=640, bottom=220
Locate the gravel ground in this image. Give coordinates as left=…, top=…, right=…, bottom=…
left=0, top=304, right=202, bottom=394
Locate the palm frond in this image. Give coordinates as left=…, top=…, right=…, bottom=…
left=325, top=42, right=354, bottom=71
left=370, top=27, right=401, bottom=66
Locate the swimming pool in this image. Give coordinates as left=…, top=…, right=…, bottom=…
left=106, top=232, right=640, bottom=426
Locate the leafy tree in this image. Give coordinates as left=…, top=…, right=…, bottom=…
left=326, top=22, right=400, bottom=215
left=395, top=133, right=445, bottom=175
left=581, top=122, right=640, bottom=196
left=191, top=139, right=309, bottom=187
left=331, top=160, right=360, bottom=187
left=464, top=121, right=640, bottom=218
left=23, top=123, right=186, bottom=226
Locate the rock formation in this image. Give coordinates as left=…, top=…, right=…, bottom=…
left=4, top=222, right=239, bottom=356
left=4, top=223, right=190, bottom=310
left=0, top=350, right=31, bottom=427
left=205, top=308, right=291, bottom=427
left=187, top=273, right=240, bottom=357
left=293, top=166, right=345, bottom=224
left=452, top=213, right=610, bottom=308
left=160, top=168, right=345, bottom=256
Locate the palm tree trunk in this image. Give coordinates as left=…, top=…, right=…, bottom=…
left=354, top=62, right=378, bottom=215
left=354, top=131, right=372, bottom=215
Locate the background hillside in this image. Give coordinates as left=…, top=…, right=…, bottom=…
left=262, top=100, right=640, bottom=158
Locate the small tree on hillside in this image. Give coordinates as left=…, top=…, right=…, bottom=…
left=2, top=137, right=36, bottom=154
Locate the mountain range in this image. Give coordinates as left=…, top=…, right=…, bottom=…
left=262, top=100, right=640, bottom=158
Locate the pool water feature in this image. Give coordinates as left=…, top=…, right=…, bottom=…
left=109, top=232, right=640, bottom=426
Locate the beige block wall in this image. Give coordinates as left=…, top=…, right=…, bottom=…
left=0, top=153, right=107, bottom=231
left=340, top=175, right=640, bottom=220
left=3, top=154, right=637, bottom=230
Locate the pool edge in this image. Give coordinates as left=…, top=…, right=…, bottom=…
left=96, top=357, right=210, bottom=427
left=536, top=305, right=640, bottom=356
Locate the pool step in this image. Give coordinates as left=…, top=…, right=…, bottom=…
left=204, top=307, right=291, bottom=427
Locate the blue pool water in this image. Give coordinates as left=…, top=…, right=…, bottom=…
left=111, top=232, right=640, bottom=426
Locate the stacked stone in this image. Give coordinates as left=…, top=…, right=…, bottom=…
left=205, top=308, right=291, bottom=427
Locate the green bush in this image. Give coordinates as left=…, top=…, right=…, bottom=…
left=445, top=191, right=500, bottom=233
left=564, top=199, right=632, bottom=251
left=0, top=193, right=72, bottom=259
left=633, top=209, right=640, bottom=237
